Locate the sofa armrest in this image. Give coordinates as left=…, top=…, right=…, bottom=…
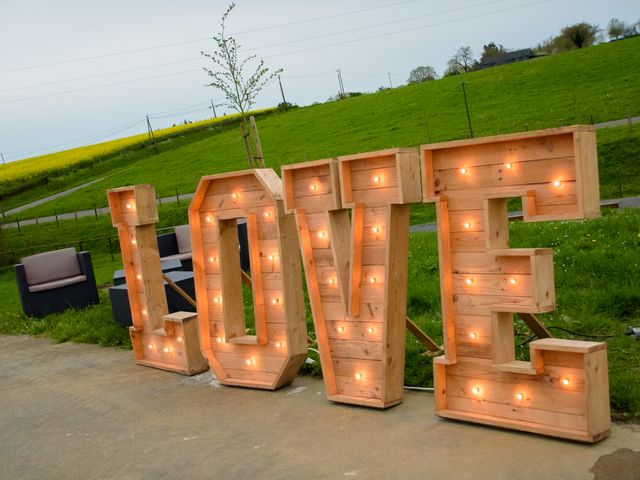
left=157, top=232, right=179, bottom=258
left=77, top=251, right=97, bottom=287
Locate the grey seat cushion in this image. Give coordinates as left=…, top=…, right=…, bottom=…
left=21, top=247, right=81, bottom=286
left=29, top=275, right=87, bottom=293
left=174, top=225, right=192, bottom=254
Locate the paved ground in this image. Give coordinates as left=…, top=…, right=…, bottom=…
left=1, top=335, right=639, bottom=480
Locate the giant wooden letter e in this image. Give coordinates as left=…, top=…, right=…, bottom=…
left=422, top=126, right=610, bottom=442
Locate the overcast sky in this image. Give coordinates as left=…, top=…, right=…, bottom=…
left=0, top=0, right=637, bottom=163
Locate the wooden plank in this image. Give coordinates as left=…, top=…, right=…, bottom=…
left=348, top=203, right=364, bottom=317
left=382, top=204, right=410, bottom=404
left=433, top=156, right=576, bottom=193
left=406, top=316, right=441, bottom=352
left=573, top=129, right=601, bottom=218
left=436, top=199, right=457, bottom=363
left=583, top=348, right=611, bottom=439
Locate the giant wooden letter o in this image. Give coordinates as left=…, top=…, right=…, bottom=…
left=189, top=169, right=307, bottom=389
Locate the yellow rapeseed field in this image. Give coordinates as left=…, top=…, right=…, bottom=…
left=0, top=110, right=268, bottom=187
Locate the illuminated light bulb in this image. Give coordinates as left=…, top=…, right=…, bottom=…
left=516, top=392, right=525, bottom=401
left=141, top=309, right=147, bottom=316
left=136, top=274, right=142, bottom=280
left=271, top=297, right=280, bottom=305
left=276, top=341, right=283, bottom=348
left=309, top=184, right=318, bottom=192
left=337, top=326, right=345, bottom=333
left=509, top=278, right=518, bottom=286
left=355, top=372, right=363, bottom=381
left=552, top=179, right=562, bottom=188
left=369, top=277, right=376, bottom=284
left=465, top=278, right=474, bottom=286
left=163, top=346, right=171, bottom=353
left=471, top=386, right=481, bottom=396
left=463, top=221, right=472, bottom=230
left=214, top=296, right=222, bottom=304
left=268, top=254, right=275, bottom=261
left=328, top=278, right=336, bottom=285
left=131, top=239, right=137, bottom=245
left=459, top=167, right=468, bottom=175
left=505, top=162, right=513, bottom=170
left=232, top=193, right=239, bottom=200
left=469, top=331, right=478, bottom=340
left=246, top=358, right=254, bottom=366
left=209, top=256, right=216, bottom=263
left=368, top=327, right=375, bottom=334
left=205, top=215, right=213, bottom=223
left=216, top=337, right=222, bottom=344
left=126, top=203, right=133, bottom=209
left=177, top=336, right=183, bottom=343
left=561, top=377, right=570, bottom=386
left=372, top=227, right=381, bottom=234
left=373, top=175, right=382, bottom=184
left=148, top=344, right=153, bottom=350
left=263, top=211, right=272, bottom=218
left=318, top=231, right=327, bottom=239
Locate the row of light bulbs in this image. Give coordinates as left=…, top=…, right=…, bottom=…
left=212, top=295, right=281, bottom=305
left=458, top=166, right=564, bottom=189
left=463, top=277, right=518, bottom=286
left=307, top=173, right=385, bottom=195
left=470, top=377, right=571, bottom=400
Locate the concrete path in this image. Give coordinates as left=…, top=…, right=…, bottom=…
left=4, top=177, right=107, bottom=216
left=1, top=335, right=638, bottom=480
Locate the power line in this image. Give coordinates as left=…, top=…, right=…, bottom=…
left=0, top=0, right=549, bottom=105
left=0, top=69, right=202, bottom=106
left=0, top=58, right=202, bottom=94
left=0, top=0, right=509, bottom=95
left=0, top=0, right=427, bottom=75
left=261, top=0, right=553, bottom=60
left=5, top=117, right=146, bottom=160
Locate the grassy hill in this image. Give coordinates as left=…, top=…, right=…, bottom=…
left=1, top=36, right=639, bottom=220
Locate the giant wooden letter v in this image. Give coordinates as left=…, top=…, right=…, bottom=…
left=283, top=149, right=422, bottom=408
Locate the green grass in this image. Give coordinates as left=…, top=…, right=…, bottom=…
left=2, top=37, right=639, bottom=221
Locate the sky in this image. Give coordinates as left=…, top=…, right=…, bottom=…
left=0, top=0, right=638, bottom=164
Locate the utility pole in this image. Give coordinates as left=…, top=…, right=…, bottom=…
left=146, top=115, right=155, bottom=140
left=337, top=69, right=345, bottom=99
left=0, top=153, right=4, bottom=165
left=388, top=72, right=393, bottom=89
left=461, top=81, right=474, bottom=138
left=210, top=99, right=217, bottom=118
left=278, top=75, right=288, bottom=108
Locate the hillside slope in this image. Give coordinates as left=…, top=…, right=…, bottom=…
left=2, top=36, right=639, bottom=219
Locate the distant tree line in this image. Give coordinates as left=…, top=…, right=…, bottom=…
left=407, top=17, right=639, bottom=84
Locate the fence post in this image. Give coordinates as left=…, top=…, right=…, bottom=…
left=175, top=186, right=180, bottom=204
left=55, top=211, right=59, bottom=227
left=16, top=220, right=21, bottom=233
left=75, top=211, right=78, bottom=223
left=93, top=204, right=98, bottom=220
